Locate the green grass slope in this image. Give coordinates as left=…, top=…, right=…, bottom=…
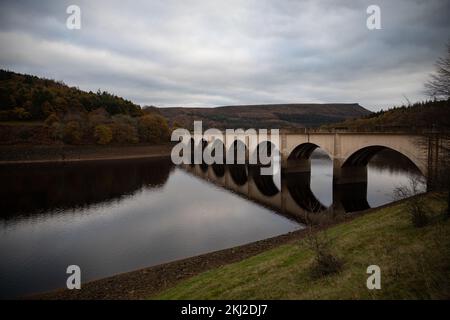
left=155, top=193, right=449, bottom=300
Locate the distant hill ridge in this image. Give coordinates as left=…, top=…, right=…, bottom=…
left=159, top=103, right=371, bottom=129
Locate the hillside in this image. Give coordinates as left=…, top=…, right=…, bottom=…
left=0, top=70, right=143, bottom=120
left=0, top=70, right=170, bottom=145
left=160, top=103, right=371, bottom=130
left=322, top=99, right=450, bottom=130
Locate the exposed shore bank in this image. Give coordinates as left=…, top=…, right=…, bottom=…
left=0, top=144, right=173, bottom=164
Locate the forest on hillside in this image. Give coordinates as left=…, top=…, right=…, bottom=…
left=322, top=99, right=450, bottom=131
left=0, top=70, right=170, bottom=145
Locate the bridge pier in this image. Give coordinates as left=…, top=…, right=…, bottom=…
left=332, top=158, right=368, bottom=185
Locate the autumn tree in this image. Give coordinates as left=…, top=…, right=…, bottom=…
left=12, top=107, right=31, bottom=120
left=94, top=124, right=113, bottom=145
left=63, top=121, right=83, bottom=144
left=87, top=107, right=110, bottom=128
left=138, top=114, right=170, bottom=143
left=111, top=115, right=139, bottom=144
left=44, top=113, right=60, bottom=127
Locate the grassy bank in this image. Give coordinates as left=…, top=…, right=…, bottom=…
left=155, top=193, right=450, bottom=299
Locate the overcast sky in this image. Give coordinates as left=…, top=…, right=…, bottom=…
left=0, top=0, right=449, bottom=110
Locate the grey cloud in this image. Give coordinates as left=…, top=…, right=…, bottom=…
left=0, top=0, right=449, bottom=110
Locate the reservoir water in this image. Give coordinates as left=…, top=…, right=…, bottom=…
left=0, top=149, right=425, bottom=298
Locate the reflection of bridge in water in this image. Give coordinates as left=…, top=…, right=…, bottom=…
left=182, top=163, right=373, bottom=225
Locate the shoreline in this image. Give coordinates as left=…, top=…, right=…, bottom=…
left=28, top=197, right=414, bottom=300
left=0, top=144, right=173, bottom=165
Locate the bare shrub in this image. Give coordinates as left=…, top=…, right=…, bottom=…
left=394, top=176, right=429, bottom=228
left=305, top=229, right=343, bottom=278
left=425, top=42, right=450, bottom=99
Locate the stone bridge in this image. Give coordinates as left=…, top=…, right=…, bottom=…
left=194, top=130, right=429, bottom=185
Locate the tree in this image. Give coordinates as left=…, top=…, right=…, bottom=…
left=41, top=101, right=54, bottom=117
left=111, top=115, right=139, bottom=144
left=113, top=123, right=139, bottom=143
left=425, top=42, right=450, bottom=99
left=49, top=121, right=64, bottom=142
left=12, top=107, right=31, bottom=120
left=87, top=107, right=109, bottom=127
left=94, top=124, right=113, bottom=145
left=63, top=121, right=83, bottom=144
left=44, top=113, right=60, bottom=127
left=138, top=114, right=170, bottom=143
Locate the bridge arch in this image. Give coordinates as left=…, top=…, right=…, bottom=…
left=226, top=139, right=248, bottom=165
left=285, top=142, right=332, bottom=173
left=288, top=142, right=321, bottom=160
left=188, top=138, right=209, bottom=166
left=285, top=172, right=327, bottom=212
left=205, top=137, right=226, bottom=175
left=198, top=138, right=208, bottom=153
left=212, top=163, right=225, bottom=177
left=250, top=166, right=279, bottom=197
left=229, top=164, right=248, bottom=186
left=187, top=138, right=195, bottom=166
left=342, top=145, right=426, bottom=176
left=199, top=162, right=208, bottom=172
left=205, top=138, right=226, bottom=165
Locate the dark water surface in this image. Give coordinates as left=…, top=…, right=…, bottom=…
left=0, top=150, right=424, bottom=298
